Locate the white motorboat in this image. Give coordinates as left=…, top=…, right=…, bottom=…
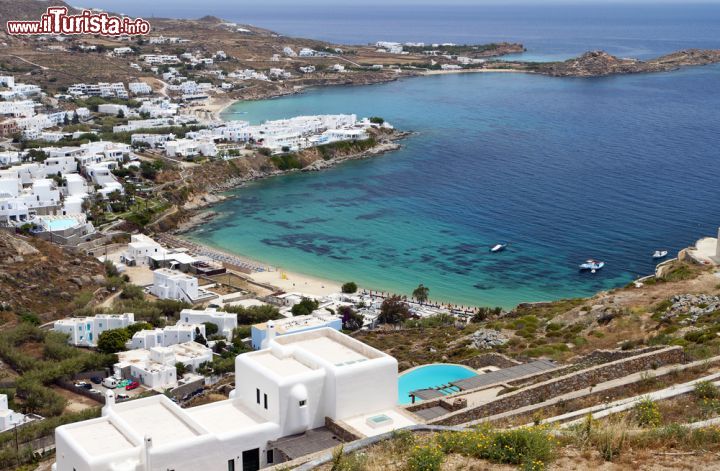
left=652, top=250, right=668, bottom=259
left=579, top=259, right=605, bottom=273
left=490, top=243, right=507, bottom=253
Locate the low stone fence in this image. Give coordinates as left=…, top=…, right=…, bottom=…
left=325, top=417, right=361, bottom=442
left=430, top=346, right=685, bottom=426
left=168, top=376, right=205, bottom=400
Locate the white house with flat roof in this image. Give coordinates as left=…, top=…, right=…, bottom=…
left=54, top=328, right=410, bottom=471
left=130, top=323, right=206, bottom=349
left=53, top=313, right=135, bottom=347
left=0, top=394, right=29, bottom=432
left=122, top=234, right=169, bottom=266
left=150, top=268, right=197, bottom=301
left=114, top=341, right=212, bottom=389
left=251, top=312, right=341, bottom=350
left=179, top=308, right=236, bottom=340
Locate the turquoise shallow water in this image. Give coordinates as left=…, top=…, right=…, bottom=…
left=397, top=364, right=477, bottom=405
left=187, top=66, right=720, bottom=308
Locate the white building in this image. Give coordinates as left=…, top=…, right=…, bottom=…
left=114, top=341, right=213, bottom=389
left=251, top=313, right=341, bottom=350
left=53, top=313, right=135, bottom=347
left=97, top=104, right=129, bottom=116
left=131, top=133, right=176, bottom=148
left=150, top=269, right=215, bottom=303
left=113, top=47, right=134, bottom=55
left=0, top=394, right=31, bottom=432
left=54, top=328, right=408, bottom=471
left=130, top=323, right=206, bottom=349
left=129, top=82, right=152, bottom=95
left=165, top=138, right=217, bottom=158
left=179, top=307, right=236, bottom=340
left=67, top=82, right=128, bottom=99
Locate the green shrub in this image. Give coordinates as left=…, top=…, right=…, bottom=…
left=341, top=282, right=358, bottom=293
left=407, top=443, right=444, bottom=471
left=634, top=398, right=662, bottom=427
left=694, top=380, right=719, bottom=400
left=435, top=426, right=556, bottom=469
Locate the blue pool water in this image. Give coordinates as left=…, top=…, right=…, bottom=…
left=45, top=219, right=78, bottom=231
left=397, top=364, right=477, bottom=405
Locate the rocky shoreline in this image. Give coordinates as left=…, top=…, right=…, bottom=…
left=167, top=131, right=412, bottom=234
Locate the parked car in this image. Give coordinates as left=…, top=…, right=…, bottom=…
left=125, top=381, right=139, bottom=391
left=90, top=376, right=103, bottom=384
left=74, top=382, right=92, bottom=390
left=116, top=393, right=130, bottom=400
left=117, top=379, right=131, bottom=388
left=102, top=377, right=118, bottom=389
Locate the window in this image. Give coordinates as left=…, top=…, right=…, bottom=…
left=266, top=450, right=274, bottom=464
left=263, top=393, right=268, bottom=410
left=256, top=388, right=260, bottom=404
left=227, top=459, right=235, bottom=471
left=299, top=400, right=306, bottom=407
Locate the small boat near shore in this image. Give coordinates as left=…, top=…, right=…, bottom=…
left=579, top=259, right=605, bottom=273
left=490, top=243, right=508, bottom=253
left=653, top=250, right=668, bottom=259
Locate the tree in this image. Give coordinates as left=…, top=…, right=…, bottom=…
left=97, top=329, right=130, bottom=354
left=412, top=284, right=430, bottom=303
left=71, top=111, right=80, bottom=124
left=175, top=362, right=187, bottom=377
left=223, top=305, right=280, bottom=324
left=339, top=306, right=363, bottom=331
left=202, top=322, right=219, bottom=337
left=127, top=322, right=153, bottom=336
left=291, top=297, right=320, bottom=316
left=117, top=109, right=125, bottom=119
left=120, top=284, right=145, bottom=300
left=378, top=296, right=410, bottom=325
left=341, top=282, right=358, bottom=294
left=369, top=116, right=385, bottom=124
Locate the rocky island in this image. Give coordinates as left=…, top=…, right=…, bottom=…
left=511, top=49, right=720, bottom=77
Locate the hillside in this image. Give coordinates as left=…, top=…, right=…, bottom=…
left=0, top=231, right=108, bottom=326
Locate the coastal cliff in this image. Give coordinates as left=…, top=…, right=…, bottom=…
left=152, top=129, right=409, bottom=233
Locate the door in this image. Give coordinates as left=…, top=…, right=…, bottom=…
left=242, top=448, right=260, bottom=471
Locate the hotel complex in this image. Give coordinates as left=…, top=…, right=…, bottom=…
left=53, top=328, right=413, bottom=471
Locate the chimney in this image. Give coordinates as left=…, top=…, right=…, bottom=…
left=144, top=435, right=153, bottom=470
left=102, top=390, right=115, bottom=416
left=267, top=320, right=276, bottom=344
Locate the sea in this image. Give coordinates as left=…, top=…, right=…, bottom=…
left=107, top=1, right=720, bottom=308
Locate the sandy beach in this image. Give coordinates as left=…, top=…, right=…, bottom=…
left=186, top=94, right=236, bottom=121
left=249, top=269, right=342, bottom=297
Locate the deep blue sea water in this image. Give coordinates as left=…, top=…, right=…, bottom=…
left=86, top=1, right=720, bottom=307
left=81, top=2, right=720, bottom=61
left=185, top=64, right=720, bottom=308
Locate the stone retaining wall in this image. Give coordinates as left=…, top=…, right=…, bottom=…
left=325, top=417, right=361, bottom=442
left=460, top=352, right=521, bottom=370
left=431, top=346, right=685, bottom=425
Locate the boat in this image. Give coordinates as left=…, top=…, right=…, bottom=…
left=490, top=243, right=507, bottom=253
left=579, top=259, right=605, bottom=273
left=652, top=250, right=668, bottom=259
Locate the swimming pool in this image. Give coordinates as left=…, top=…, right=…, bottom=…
left=44, top=218, right=78, bottom=231
left=397, top=364, right=477, bottom=405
